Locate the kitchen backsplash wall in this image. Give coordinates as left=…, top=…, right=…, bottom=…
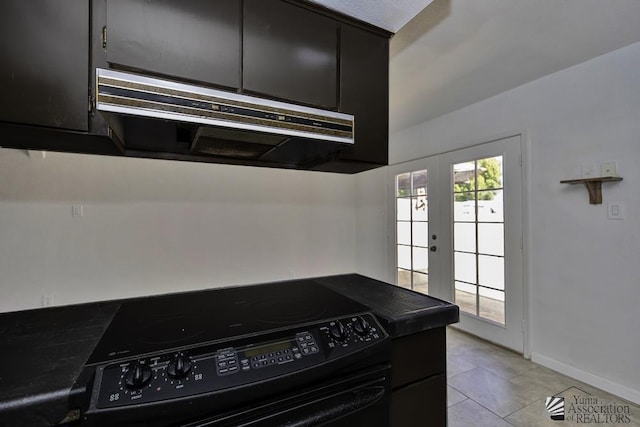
left=355, top=166, right=388, bottom=282
left=0, top=151, right=356, bottom=312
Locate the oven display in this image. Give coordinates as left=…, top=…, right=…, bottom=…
left=244, top=340, right=292, bottom=358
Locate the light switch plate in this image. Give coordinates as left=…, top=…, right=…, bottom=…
left=72, top=205, right=83, bottom=217
left=607, top=202, right=624, bottom=220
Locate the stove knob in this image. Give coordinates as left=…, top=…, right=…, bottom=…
left=330, top=321, right=346, bottom=341
left=167, top=353, right=192, bottom=379
left=353, top=316, right=371, bottom=336
left=124, top=361, right=152, bottom=389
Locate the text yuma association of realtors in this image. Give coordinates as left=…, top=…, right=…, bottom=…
left=566, top=396, right=631, bottom=424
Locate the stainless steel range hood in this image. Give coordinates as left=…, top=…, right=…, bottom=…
left=95, top=68, right=355, bottom=168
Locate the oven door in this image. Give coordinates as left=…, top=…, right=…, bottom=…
left=181, top=365, right=391, bottom=427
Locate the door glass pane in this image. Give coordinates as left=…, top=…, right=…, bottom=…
left=397, top=222, right=411, bottom=245
left=397, top=198, right=411, bottom=221
left=412, top=247, right=428, bottom=273
left=413, top=272, right=428, bottom=294
left=479, top=255, right=504, bottom=290
left=479, top=287, right=505, bottom=324
left=453, top=162, right=476, bottom=192
left=478, top=223, right=504, bottom=256
left=397, top=245, right=411, bottom=270
left=454, top=223, right=476, bottom=253
left=397, top=268, right=412, bottom=289
left=454, top=252, right=476, bottom=284
left=477, top=156, right=503, bottom=190
left=396, top=173, right=411, bottom=197
left=454, top=192, right=476, bottom=222
left=412, top=198, right=427, bottom=221
left=412, top=222, right=428, bottom=248
left=411, top=170, right=427, bottom=195
left=478, top=190, right=504, bottom=222
left=455, top=281, right=477, bottom=315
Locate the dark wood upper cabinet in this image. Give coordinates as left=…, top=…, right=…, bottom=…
left=338, top=25, right=389, bottom=166
left=106, top=0, right=241, bottom=89
left=1, top=0, right=390, bottom=173
left=0, top=0, right=89, bottom=131
left=243, top=0, right=338, bottom=109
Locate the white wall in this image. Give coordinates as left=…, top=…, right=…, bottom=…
left=355, top=167, right=389, bottom=282
left=357, top=41, right=640, bottom=403
left=0, top=151, right=356, bottom=312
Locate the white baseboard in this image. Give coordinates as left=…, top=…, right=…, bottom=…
left=531, top=352, right=640, bottom=405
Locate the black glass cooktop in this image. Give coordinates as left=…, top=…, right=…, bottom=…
left=87, top=279, right=368, bottom=364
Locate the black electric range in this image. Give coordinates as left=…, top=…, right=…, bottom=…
left=77, top=279, right=392, bottom=426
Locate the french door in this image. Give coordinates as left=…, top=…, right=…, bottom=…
left=390, top=156, right=441, bottom=296
left=389, top=135, right=524, bottom=352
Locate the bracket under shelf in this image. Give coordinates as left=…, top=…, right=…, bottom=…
left=560, top=176, right=623, bottom=205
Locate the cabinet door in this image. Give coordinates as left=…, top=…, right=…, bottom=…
left=390, top=374, right=447, bottom=427
left=106, top=0, right=241, bottom=89
left=244, top=0, right=338, bottom=109
left=339, top=25, right=389, bottom=165
left=0, top=0, right=88, bottom=131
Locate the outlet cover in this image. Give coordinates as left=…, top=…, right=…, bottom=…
left=42, top=294, right=54, bottom=307
left=581, top=163, right=596, bottom=178
left=72, top=205, right=83, bottom=217
left=601, top=162, right=618, bottom=177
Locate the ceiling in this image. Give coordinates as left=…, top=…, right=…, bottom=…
left=312, top=0, right=640, bottom=134
left=309, top=0, right=434, bottom=33
left=389, top=0, right=640, bottom=132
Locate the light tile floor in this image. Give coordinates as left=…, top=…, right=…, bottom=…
left=446, top=327, right=640, bottom=426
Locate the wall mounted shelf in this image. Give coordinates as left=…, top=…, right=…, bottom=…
left=560, top=176, right=623, bottom=205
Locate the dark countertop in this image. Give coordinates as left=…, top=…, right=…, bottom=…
left=0, top=302, right=119, bottom=426
left=0, top=274, right=458, bottom=426
left=316, top=274, right=459, bottom=337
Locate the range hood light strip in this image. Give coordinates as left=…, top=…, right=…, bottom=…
left=98, top=93, right=352, bottom=140
left=96, top=68, right=354, bottom=145
left=98, top=74, right=352, bottom=123
left=97, top=80, right=352, bottom=128
left=97, top=84, right=352, bottom=134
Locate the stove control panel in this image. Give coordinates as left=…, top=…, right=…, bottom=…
left=93, top=313, right=385, bottom=409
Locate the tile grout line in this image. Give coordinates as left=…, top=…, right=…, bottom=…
left=448, top=358, right=564, bottom=421
left=461, top=389, right=514, bottom=421
left=447, top=329, right=640, bottom=423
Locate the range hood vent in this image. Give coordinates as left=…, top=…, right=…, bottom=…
left=95, top=69, right=354, bottom=167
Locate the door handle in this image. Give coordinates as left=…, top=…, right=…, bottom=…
left=430, top=246, right=437, bottom=252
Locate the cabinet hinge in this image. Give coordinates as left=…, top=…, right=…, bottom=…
left=101, top=26, right=107, bottom=50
